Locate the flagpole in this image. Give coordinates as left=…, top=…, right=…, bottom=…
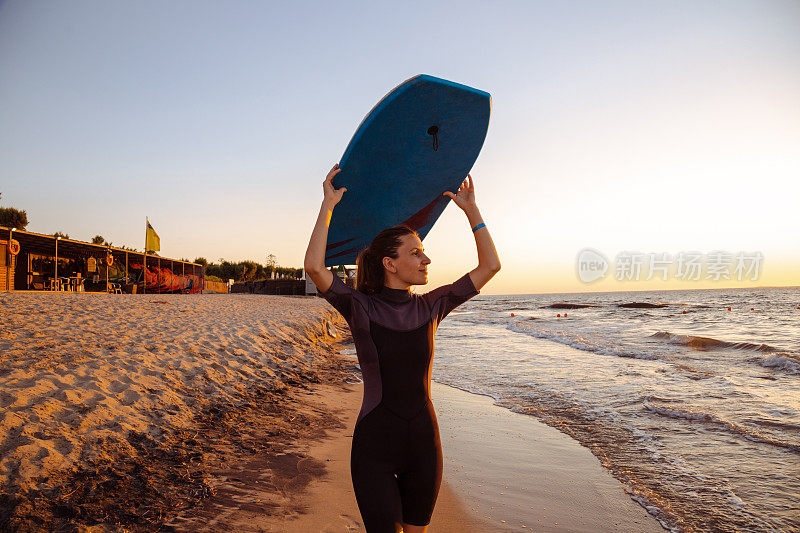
left=143, top=217, right=147, bottom=295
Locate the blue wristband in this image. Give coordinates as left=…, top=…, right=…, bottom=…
left=472, top=222, right=486, bottom=233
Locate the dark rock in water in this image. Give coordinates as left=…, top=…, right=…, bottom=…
left=542, top=303, right=600, bottom=309
left=618, top=302, right=668, bottom=308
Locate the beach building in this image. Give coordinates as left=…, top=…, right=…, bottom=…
left=302, top=266, right=356, bottom=295
left=231, top=266, right=356, bottom=295
left=1, top=225, right=204, bottom=293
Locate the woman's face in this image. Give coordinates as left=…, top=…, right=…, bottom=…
left=386, top=233, right=431, bottom=286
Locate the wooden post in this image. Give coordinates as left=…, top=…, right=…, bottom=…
left=143, top=219, right=146, bottom=295
left=7, top=228, right=12, bottom=291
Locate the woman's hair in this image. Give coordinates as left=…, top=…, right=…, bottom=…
left=355, top=225, right=419, bottom=294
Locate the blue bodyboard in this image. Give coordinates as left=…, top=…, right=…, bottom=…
left=325, top=74, right=491, bottom=267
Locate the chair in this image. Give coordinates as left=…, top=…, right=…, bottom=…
left=47, top=279, right=61, bottom=291
left=107, top=282, right=122, bottom=294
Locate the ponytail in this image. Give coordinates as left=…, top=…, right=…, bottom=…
left=356, top=225, right=418, bottom=294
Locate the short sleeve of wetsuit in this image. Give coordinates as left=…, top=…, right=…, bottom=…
left=423, top=272, right=480, bottom=323
left=317, top=273, right=357, bottom=321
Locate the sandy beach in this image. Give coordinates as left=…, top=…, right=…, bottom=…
left=0, top=291, right=355, bottom=531
left=1, top=291, right=664, bottom=532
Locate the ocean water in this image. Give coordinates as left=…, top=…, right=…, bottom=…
left=431, top=286, right=799, bottom=532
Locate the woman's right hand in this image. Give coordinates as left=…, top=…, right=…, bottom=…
left=324, top=163, right=347, bottom=206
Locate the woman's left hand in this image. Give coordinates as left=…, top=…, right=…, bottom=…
left=442, top=174, right=477, bottom=211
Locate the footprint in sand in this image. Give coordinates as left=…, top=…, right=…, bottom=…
left=54, top=436, right=73, bottom=456
left=85, top=392, right=106, bottom=409
left=0, top=391, right=15, bottom=408
left=121, top=389, right=140, bottom=406
left=8, top=376, right=37, bottom=389
left=109, top=380, right=127, bottom=394
left=324, top=514, right=362, bottom=531
left=120, top=362, right=140, bottom=373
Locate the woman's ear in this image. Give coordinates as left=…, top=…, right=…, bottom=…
left=382, top=256, right=396, bottom=274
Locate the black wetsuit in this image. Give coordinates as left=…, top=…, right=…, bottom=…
left=318, top=273, right=479, bottom=531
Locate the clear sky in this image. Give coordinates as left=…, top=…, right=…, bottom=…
left=1, top=0, right=797, bottom=294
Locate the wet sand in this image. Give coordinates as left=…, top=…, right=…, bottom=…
left=243, top=380, right=665, bottom=532
left=170, top=381, right=495, bottom=533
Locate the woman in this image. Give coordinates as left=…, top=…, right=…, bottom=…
left=304, top=164, right=501, bottom=533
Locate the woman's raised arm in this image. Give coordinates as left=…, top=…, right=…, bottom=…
left=442, top=174, right=501, bottom=291
left=303, top=164, right=347, bottom=293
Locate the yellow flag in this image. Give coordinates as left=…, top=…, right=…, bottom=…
left=146, top=220, right=160, bottom=252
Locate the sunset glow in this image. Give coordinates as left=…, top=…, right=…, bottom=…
left=0, top=1, right=797, bottom=293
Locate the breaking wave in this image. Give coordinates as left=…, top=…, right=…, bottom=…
left=642, top=400, right=800, bottom=453
left=650, top=332, right=777, bottom=352
left=752, top=353, right=800, bottom=375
